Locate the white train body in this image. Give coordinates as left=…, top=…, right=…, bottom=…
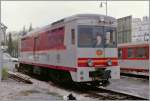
left=118, top=42, right=149, bottom=76
left=19, top=14, right=120, bottom=83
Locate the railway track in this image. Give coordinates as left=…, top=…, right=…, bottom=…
left=8, top=71, right=33, bottom=84
left=52, top=82, right=148, bottom=100
left=121, top=72, right=149, bottom=80
left=85, top=86, right=148, bottom=100
left=8, top=71, right=148, bottom=100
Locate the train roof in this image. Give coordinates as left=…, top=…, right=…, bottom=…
left=21, top=14, right=116, bottom=39
left=118, top=41, right=150, bottom=47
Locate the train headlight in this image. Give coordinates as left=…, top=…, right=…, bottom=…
left=107, top=59, right=112, bottom=66
left=87, top=59, right=93, bottom=67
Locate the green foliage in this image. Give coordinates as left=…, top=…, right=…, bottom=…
left=29, top=23, right=33, bottom=32
left=12, top=39, right=19, bottom=58
left=6, top=24, right=34, bottom=58
left=6, top=33, right=19, bottom=58
left=2, top=67, right=8, bottom=80
left=7, top=33, right=13, bottom=56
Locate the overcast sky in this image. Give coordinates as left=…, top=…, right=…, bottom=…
left=1, top=1, right=149, bottom=32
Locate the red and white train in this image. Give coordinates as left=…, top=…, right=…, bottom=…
left=18, top=14, right=120, bottom=86
left=118, top=42, right=149, bottom=76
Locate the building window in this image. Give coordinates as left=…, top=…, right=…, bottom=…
left=127, top=48, right=134, bottom=58
left=71, top=29, right=75, bottom=45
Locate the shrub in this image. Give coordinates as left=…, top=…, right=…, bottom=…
left=2, top=67, right=8, bottom=80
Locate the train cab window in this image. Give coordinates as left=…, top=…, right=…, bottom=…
left=93, top=27, right=104, bottom=47
left=136, top=48, right=146, bottom=58
left=127, top=48, right=134, bottom=58
left=71, top=29, right=75, bottom=45
left=95, top=34, right=102, bottom=46
left=104, top=27, right=117, bottom=48
left=118, top=48, right=122, bottom=59
left=78, top=26, right=93, bottom=47
left=106, top=32, right=111, bottom=44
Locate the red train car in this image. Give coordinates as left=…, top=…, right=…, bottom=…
left=118, top=42, right=149, bottom=76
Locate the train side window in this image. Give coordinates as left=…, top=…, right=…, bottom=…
left=71, top=29, right=75, bottom=45
left=118, top=48, right=122, bottom=59
left=136, top=47, right=146, bottom=58
left=127, top=48, right=134, bottom=58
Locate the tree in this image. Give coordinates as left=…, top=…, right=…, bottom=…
left=29, top=23, right=33, bottom=32
left=12, top=38, right=19, bottom=58
left=22, top=25, right=26, bottom=36
left=7, top=33, right=13, bottom=56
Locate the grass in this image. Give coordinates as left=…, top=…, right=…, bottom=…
left=2, top=67, right=8, bottom=80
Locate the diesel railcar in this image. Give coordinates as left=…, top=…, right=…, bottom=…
left=18, top=14, right=120, bottom=86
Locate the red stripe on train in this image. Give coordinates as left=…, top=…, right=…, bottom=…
left=19, top=61, right=77, bottom=72
left=78, top=57, right=118, bottom=60
left=119, top=58, right=149, bottom=60
left=21, top=46, right=66, bottom=52
left=121, top=67, right=149, bottom=73
left=118, top=44, right=149, bottom=48
left=78, top=58, right=118, bottom=67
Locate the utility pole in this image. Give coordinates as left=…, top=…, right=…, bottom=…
left=0, top=1, right=1, bottom=82
left=0, top=26, right=3, bottom=81
left=100, top=0, right=108, bottom=16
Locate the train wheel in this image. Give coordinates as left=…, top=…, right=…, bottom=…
left=100, top=80, right=110, bottom=87
left=90, top=81, right=100, bottom=87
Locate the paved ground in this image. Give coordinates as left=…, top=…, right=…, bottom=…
left=0, top=79, right=62, bottom=101
left=0, top=76, right=148, bottom=101
left=0, top=77, right=94, bottom=101
left=106, top=76, right=149, bottom=99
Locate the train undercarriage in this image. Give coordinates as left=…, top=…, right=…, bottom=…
left=17, top=63, right=110, bottom=87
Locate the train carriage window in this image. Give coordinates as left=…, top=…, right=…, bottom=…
left=127, top=48, right=134, bottom=58
left=118, top=48, right=122, bottom=59
left=136, top=47, right=146, bottom=58
left=47, top=27, right=64, bottom=48
left=71, top=29, right=75, bottom=45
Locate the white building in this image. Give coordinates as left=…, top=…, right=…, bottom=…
left=132, top=16, right=150, bottom=42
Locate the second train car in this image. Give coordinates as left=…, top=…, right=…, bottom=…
left=118, top=42, right=149, bottom=76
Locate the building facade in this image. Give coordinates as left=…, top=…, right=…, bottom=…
left=117, top=16, right=132, bottom=44
left=132, top=16, right=150, bottom=42
left=117, top=16, right=150, bottom=44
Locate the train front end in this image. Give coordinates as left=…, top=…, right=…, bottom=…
left=74, top=15, right=120, bottom=85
